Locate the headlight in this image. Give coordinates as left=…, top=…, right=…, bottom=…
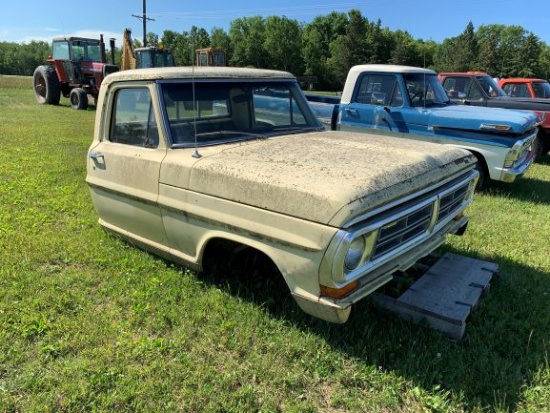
left=344, top=236, right=365, bottom=271
left=503, top=147, right=520, bottom=168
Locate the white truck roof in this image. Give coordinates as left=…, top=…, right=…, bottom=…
left=103, top=66, right=296, bottom=86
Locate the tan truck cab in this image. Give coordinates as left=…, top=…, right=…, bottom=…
left=86, top=67, right=478, bottom=323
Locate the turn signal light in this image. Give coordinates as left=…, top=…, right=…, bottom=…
left=320, top=281, right=360, bottom=299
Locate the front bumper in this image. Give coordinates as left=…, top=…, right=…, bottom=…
left=498, top=148, right=535, bottom=183
left=292, top=215, right=469, bottom=323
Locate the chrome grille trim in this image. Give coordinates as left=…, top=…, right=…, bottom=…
left=344, top=167, right=476, bottom=229
left=323, top=168, right=478, bottom=285
left=372, top=203, right=434, bottom=259
left=371, top=176, right=472, bottom=260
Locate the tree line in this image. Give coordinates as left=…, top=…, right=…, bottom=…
left=1, top=9, right=549, bottom=91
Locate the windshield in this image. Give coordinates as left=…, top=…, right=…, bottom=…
left=403, top=73, right=450, bottom=107
left=532, top=82, right=550, bottom=98
left=70, top=40, right=101, bottom=62
left=477, top=76, right=507, bottom=97
left=161, top=80, right=322, bottom=147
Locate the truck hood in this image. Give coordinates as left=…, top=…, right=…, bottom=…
left=185, top=131, right=475, bottom=226
left=497, top=96, right=550, bottom=109
left=427, top=104, right=539, bottom=134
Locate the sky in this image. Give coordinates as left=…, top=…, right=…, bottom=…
left=2, top=0, right=550, bottom=46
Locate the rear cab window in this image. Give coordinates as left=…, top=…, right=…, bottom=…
left=354, top=74, right=403, bottom=107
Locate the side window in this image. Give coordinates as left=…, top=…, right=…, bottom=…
left=502, top=84, right=513, bottom=96
left=442, top=77, right=470, bottom=99
left=355, top=74, right=399, bottom=106
left=442, top=78, right=456, bottom=96
left=510, top=84, right=529, bottom=97
left=390, top=84, right=403, bottom=107
left=467, top=79, right=483, bottom=101
left=110, top=88, right=158, bottom=148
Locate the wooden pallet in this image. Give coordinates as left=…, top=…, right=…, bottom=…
left=372, top=252, right=499, bottom=340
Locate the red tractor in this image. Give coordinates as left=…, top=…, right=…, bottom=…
left=33, top=35, right=119, bottom=110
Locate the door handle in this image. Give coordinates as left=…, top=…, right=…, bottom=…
left=89, top=152, right=104, bottom=160
left=344, top=108, right=360, bottom=118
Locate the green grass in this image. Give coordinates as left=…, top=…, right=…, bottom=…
left=1, top=76, right=549, bottom=412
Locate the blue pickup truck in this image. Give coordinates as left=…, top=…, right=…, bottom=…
left=307, top=65, right=539, bottom=188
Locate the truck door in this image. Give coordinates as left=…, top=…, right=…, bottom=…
left=340, top=73, right=407, bottom=136
left=86, top=86, right=168, bottom=246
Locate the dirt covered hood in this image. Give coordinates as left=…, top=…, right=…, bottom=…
left=186, top=131, right=474, bottom=226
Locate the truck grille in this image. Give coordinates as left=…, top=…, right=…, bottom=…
left=370, top=175, right=472, bottom=260
left=373, top=203, right=434, bottom=258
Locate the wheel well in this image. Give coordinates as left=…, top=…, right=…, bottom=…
left=470, top=150, right=488, bottom=170
left=200, top=238, right=292, bottom=310
left=469, top=150, right=489, bottom=190
left=201, top=238, right=280, bottom=279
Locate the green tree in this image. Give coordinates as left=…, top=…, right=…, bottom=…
left=264, top=16, right=303, bottom=73
left=190, top=26, right=211, bottom=50
left=365, top=19, right=391, bottom=64
left=146, top=32, right=159, bottom=47
left=326, top=35, right=349, bottom=88
left=519, top=33, right=542, bottom=77
left=497, top=25, right=529, bottom=77
left=326, top=10, right=369, bottom=88
left=229, top=16, right=268, bottom=68
left=0, top=40, right=50, bottom=76
left=434, top=22, right=478, bottom=71
left=210, top=27, right=231, bottom=58
left=416, top=39, right=438, bottom=69
left=389, top=30, right=417, bottom=66
left=346, top=9, right=368, bottom=65
left=476, top=26, right=501, bottom=75
left=301, top=12, right=347, bottom=89
left=160, top=30, right=187, bottom=66
left=538, top=44, right=550, bottom=79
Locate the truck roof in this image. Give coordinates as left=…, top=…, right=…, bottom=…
left=438, top=71, right=489, bottom=76
left=340, top=65, right=437, bottom=103
left=102, top=66, right=295, bottom=85
left=348, top=64, right=436, bottom=76
left=52, top=37, right=101, bottom=43
left=499, top=78, right=547, bottom=83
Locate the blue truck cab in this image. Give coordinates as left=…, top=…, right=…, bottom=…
left=308, top=65, right=539, bottom=188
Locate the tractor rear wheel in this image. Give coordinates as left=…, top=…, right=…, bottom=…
left=33, top=65, right=60, bottom=105
left=69, top=88, right=88, bottom=110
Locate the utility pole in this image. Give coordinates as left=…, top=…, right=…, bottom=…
left=132, top=0, right=155, bottom=47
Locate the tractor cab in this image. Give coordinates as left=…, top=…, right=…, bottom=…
left=52, top=37, right=103, bottom=63
left=134, top=47, right=175, bottom=69
left=50, top=37, right=106, bottom=83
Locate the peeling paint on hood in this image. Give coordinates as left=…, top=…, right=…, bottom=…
left=183, top=131, right=475, bottom=226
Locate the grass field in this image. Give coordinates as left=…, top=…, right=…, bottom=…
left=0, top=75, right=549, bottom=412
